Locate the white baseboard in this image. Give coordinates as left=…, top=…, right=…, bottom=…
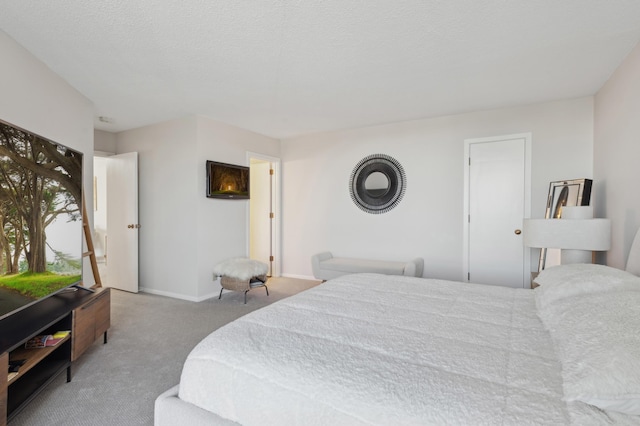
left=281, top=273, right=318, bottom=281
left=197, top=290, right=221, bottom=302
left=140, top=287, right=219, bottom=302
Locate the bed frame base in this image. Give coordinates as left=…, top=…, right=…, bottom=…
left=154, top=385, right=240, bottom=426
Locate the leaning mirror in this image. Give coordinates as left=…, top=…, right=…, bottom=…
left=538, top=178, right=592, bottom=271
left=349, top=154, right=406, bottom=214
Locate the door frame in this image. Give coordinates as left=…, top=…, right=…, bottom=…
left=463, top=133, right=532, bottom=286
left=246, top=152, right=281, bottom=277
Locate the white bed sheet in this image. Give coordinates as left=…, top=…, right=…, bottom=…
left=178, top=273, right=632, bottom=425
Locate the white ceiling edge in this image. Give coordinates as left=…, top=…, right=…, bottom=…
left=1, top=1, right=639, bottom=139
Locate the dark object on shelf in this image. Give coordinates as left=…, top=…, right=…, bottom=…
left=8, top=359, right=25, bottom=373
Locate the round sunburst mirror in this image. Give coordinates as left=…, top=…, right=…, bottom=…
left=349, top=154, right=406, bottom=214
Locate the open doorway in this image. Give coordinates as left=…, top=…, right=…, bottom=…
left=92, top=152, right=140, bottom=292
left=93, top=156, right=108, bottom=283
left=248, top=153, right=280, bottom=277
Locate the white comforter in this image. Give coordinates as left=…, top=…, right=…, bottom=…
left=178, top=273, right=623, bottom=425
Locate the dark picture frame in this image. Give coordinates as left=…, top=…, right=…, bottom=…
left=206, top=160, right=250, bottom=199
left=538, top=178, right=593, bottom=270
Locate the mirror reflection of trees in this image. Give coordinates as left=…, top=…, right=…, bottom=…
left=0, top=123, right=82, bottom=275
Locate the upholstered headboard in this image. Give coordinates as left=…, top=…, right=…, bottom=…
left=625, top=228, right=640, bottom=276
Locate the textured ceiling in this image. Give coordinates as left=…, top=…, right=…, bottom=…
left=1, top=1, right=640, bottom=139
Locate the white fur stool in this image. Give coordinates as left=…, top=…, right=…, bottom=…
left=213, top=258, right=269, bottom=304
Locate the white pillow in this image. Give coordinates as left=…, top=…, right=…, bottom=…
left=534, top=263, right=640, bottom=309
left=540, top=290, right=640, bottom=415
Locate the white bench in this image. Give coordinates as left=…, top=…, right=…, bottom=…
left=311, top=252, right=424, bottom=281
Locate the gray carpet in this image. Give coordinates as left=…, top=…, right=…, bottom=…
left=9, top=277, right=320, bottom=426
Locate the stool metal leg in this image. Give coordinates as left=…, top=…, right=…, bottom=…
left=219, top=288, right=224, bottom=300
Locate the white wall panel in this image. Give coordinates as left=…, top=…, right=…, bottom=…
left=281, top=98, right=594, bottom=280
left=0, top=31, right=94, bottom=284
left=115, top=117, right=199, bottom=298
left=195, top=117, right=280, bottom=299
left=595, top=41, right=640, bottom=269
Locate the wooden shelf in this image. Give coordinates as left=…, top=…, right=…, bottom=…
left=8, top=335, right=70, bottom=386
left=4, top=323, right=72, bottom=424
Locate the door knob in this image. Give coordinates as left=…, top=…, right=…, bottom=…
left=514, top=229, right=522, bottom=235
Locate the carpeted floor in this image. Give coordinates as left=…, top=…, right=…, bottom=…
left=9, top=277, right=320, bottom=426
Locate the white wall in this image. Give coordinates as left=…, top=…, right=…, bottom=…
left=94, top=129, right=117, bottom=154
left=115, top=115, right=279, bottom=301
left=594, top=42, right=640, bottom=269
left=115, top=117, right=199, bottom=299
left=0, top=31, right=95, bottom=284
left=195, top=116, right=280, bottom=298
left=281, top=98, right=594, bottom=280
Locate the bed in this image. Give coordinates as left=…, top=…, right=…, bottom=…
left=155, top=244, right=640, bottom=425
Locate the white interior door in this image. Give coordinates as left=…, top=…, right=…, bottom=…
left=106, top=152, right=139, bottom=293
left=464, top=135, right=531, bottom=288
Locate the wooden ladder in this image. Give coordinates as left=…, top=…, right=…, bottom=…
left=82, top=194, right=102, bottom=289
